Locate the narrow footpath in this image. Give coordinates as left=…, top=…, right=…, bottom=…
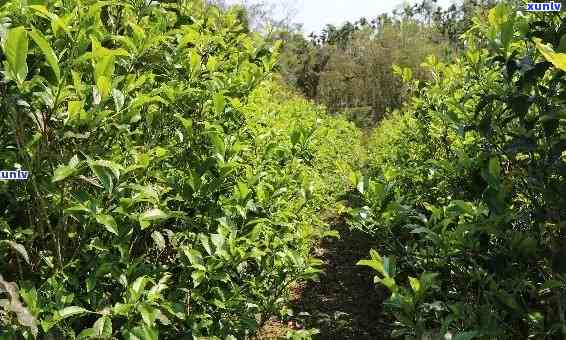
left=292, top=220, right=388, bottom=339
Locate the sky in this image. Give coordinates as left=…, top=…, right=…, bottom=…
left=225, top=0, right=457, bottom=34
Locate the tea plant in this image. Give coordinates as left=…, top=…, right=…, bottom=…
left=0, top=0, right=363, bottom=338
left=354, top=3, right=566, bottom=339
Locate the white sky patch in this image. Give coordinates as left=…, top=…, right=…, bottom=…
left=224, top=0, right=457, bottom=34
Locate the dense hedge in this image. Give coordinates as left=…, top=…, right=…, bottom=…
left=0, top=1, right=363, bottom=338
left=353, top=4, right=566, bottom=339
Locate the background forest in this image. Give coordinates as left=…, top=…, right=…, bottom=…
left=0, top=0, right=564, bottom=339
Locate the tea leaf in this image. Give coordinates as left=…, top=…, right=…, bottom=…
left=29, top=27, right=60, bottom=83
left=534, top=38, right=566, bottom=71
left=3, top=26, right=28, bottom=84
left=58, top=306, right=88, bottom=319
left=95, top=214, right=119, bottom=236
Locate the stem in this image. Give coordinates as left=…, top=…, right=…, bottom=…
left=10, top=102, right=63, bottom=269
left=30, top=177, right=63, bottom=269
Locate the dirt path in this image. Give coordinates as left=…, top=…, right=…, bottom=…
left=289, top=221, right=388, bottom=339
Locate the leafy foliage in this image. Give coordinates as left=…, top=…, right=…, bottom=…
left=0, top=0, right=362, bottom=338
left=352, top=3, right=566, bottom=339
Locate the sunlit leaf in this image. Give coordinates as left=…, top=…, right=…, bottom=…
left=52, top=165, right=77, bottom=183
left=534, top=38, right=566, bottom=71
left=130, top=276, right=148, bottom=302
left=58, top=306, right=88, bottom=319
left=93, top=315, right=112, bottom=337
left=3, top=26, right=28, bottom=84
left=408, top=276, right=421, bottom=294
left=213, top=92, right=225, bottom=114
left=29, top=26, right=60, bottom=82
left=95, top=214, right=119, bottom=236
left=191, top=270, right=205, bottom=288
left=138, top=304, right=157, bottom=326
left=139, top=208, right=169, bottom=230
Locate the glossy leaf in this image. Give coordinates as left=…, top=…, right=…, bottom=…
left=29, top=27, right=60, bottom=82
left=58, top=306, right=88, bottom=319
left=95, top=214, right=119, bottom=236
left=534, top=38, right=566, bottom=71
left=3, top=26, right=28, bottom=84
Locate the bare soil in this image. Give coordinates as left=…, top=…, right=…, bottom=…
left=291, top=221, right=388, bottom=339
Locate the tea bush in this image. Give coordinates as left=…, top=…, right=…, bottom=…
left=353, top=4, right=566, bottom=339
left=0, top=0, right=363, bottom=338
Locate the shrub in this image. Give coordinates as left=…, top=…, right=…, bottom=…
left=353, top=4, right=566, bottom=339
left=0, top=1, right=362, bottom=338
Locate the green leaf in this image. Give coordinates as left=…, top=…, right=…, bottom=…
left=3, top=26, right=29, bottom=84
left=127, top=325, right=158, bottom=340
left=488, top=157, right=500, bottom=178
left=91, top=36, right=129, bottom=59
left=90, top=160, right=123, bottom=179
left=356, top=259, right=384, bottom=276
left=130, top=276, right=148, bottom=302
left=77, top=328, right=96, bottom=339
left=66, top=100, right=86, bottom=125
left=137, top=304, right=157, bottom=326
left=27, top=5, right=67, bottom=39
left=188, top=52, right=202, bottom=78
left=191, top=270, right=205, bottom=288
left=408, top=276, right=421, bottom=294
left=129, top=95, right=167, bottom=110
left=147, top=275, right=169, bottom=302
left=497, top=289, right=521, bottom=311
left=213, top=92, right=225, bottom=114
left=29, top=27, right=60, bottom=83
left=236, top=181, right=249, bottom=200
left=93, top=316, right=112, bottom=337
left=94, top=57, right=115, bottom=99
left=199, top=234, right=212, bottom=255
left=58, top=306, right=88, bottom=319
left=139, top=208, right=169, bottom=230
left=175, top=114, right=193, bottom=135
left=1, top=240, right=30, bottom=264
left=53, top=156, right=81, bottom=182
left=357, top=177, right=366, bottom=194
left=27, top=5, right=58, bottom=21
left=88, top=160, right=118, bottom=192
left=113, top=303, right=133, bottom=316
left=179, top=28, right=200, bottom=47
left=534, top=38, right=566, bottom=71
left=52, top=165, right=77, bottom=182
left=208, top=131, right=226, bottom=157
left=183, top=247, right=203, bottom=266
left=381, top=256, right=396, bottom=277
left=95, top=214, right=119, bottom=236
left=64, top=203, right=92, bottom=215
left=140, top=208, right=168, bottom=221
left=541, top=279, right=564, bottom=291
